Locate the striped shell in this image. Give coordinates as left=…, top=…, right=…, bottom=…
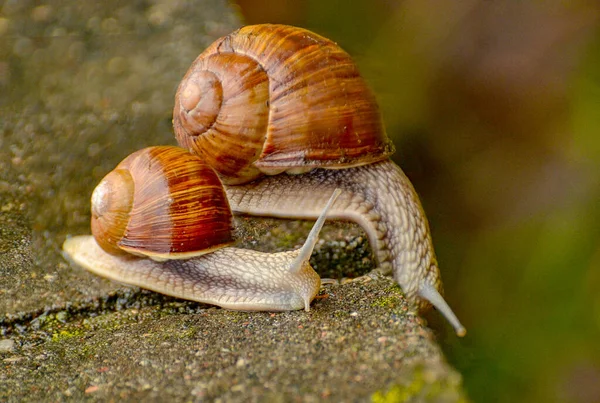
left=90, top=146, right=233, bottom=260
left=173, top=24, right=395, bottom=185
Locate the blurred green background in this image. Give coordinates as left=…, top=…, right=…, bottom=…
left=233, top=0, right=600, bottom=402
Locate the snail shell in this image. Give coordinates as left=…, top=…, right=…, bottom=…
left=173, top=24, right=395, bottom=184
left=90, top=146, right=233, bottom=260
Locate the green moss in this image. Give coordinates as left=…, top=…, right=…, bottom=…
left=386, top=283, right=403, bottom=293
left=369, top=282, right=405, bottom=309
left=371, top=295, right=400, bottom=309
left=371, top=366, right=468, bottom=403
left=223, top=311, right=252, bottom=322
left=177, top=328, right=198, bottom=339
left=274, top=229, right=303, bottom=249
left=51, top=328, right=85, bottom=342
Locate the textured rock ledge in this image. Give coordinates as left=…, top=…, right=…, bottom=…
left=0, top=0, right=467, bottom=401
left=0, top=270, right=465, bottom=402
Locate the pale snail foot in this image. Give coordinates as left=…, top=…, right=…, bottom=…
left=339, top=275, right=374, bottom=285
left=321, top=275, right=374, bottom=286
left=320, top=278, right=340, bottom=286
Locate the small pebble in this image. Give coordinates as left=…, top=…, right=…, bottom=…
left=0, top=339, right=16, bottom=353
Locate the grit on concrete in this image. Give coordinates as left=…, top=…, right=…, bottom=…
left=0, top=1, right=467, bottom=401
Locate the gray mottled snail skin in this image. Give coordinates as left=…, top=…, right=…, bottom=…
left=62, top=146, right=341, bottom=312
left=173, top=24, right=466, bottom=336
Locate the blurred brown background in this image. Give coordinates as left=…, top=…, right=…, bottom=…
left=234, top=0, right=600, bottom=402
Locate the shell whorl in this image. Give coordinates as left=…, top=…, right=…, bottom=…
left=90, top=146, right=234, bottom=260
left=91, top=168, right=135, bottom=256
left=173, top=24, right=395, bottom=184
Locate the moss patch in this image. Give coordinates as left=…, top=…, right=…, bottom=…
left=372, top=365, right=469, bottom=403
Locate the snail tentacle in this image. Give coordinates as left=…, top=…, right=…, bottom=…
left=290, top=188, right=341, bottom=274
left=418, top=282, right=466, bottom=337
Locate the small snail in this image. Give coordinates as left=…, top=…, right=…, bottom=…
left=62, top=146, right=341, bottom=311
left=173, top=24, right=466, bottom=336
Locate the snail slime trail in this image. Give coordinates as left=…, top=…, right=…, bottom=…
left=173, top=24, right=466, bottom=336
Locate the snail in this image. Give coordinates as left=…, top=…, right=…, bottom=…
left=173, top=24, right=466, bottom=336
left=62, top=145, right=341, bottom=311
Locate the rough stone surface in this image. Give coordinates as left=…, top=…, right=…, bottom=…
left=0, top=1, right=467, bottom=401
left=0, top=276, right=465, bottom=402
left=0, top=338, right=15, bottom=353
left=0, top=0, right=239, bottom=315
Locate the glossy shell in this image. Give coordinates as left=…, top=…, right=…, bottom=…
left=90, top=146, right=234, bottom=260
left=173, top=24, right=395, bottom=184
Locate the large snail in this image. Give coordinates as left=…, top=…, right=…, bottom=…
left=173, top=24, right=466, bottom=336
left=62, top=146, right=341, bottom=311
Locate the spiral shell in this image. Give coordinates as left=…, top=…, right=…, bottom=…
left=90, top=146, right=234, bottom=260
left=173, top=24, right=395, bottom=184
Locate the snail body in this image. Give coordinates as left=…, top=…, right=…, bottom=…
left=173, top=24, right=466, bottom=336
left=63, top=146, right=340, bottom=311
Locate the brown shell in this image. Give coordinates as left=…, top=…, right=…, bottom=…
left=173, top=24, right=395, bottom=184
left=90, top=146, right=234, bottom=260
